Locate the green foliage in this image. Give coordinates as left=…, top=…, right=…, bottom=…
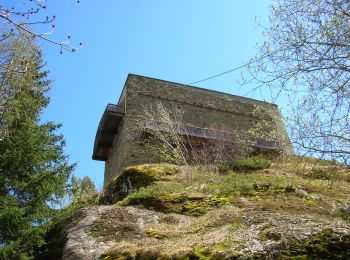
left=340, top=207, right=350, bottom=221
left=0, top=37, right=75, bottom=258
left=217, top=163, right=231, bottom=174
left=144, top=142, right=183, bottom=165
left=218, top=156, right=271, bottom=173
left=71, top=175, right=97, bottom=201
left=295, top=159, right=350, bottom=188
left=306, top=168, right=331, bottom=180
left=247, top=105, right=279, bottom=143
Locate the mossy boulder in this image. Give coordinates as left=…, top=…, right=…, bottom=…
left=102, top=164, right=179, bottom=203
left=280, top=229, right=350, bottom=259
left=119, top=192, right=231, bottom=216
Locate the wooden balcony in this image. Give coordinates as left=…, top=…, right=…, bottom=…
left=255, top=139, right=280, bottom=150
left=92, top=104, right=124, bottom=161
left=143, top=121, right=281, bottom=150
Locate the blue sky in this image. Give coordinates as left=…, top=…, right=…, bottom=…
left=38, top=1, right=271, bottom=189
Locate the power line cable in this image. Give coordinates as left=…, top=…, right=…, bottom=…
left=187, top=47, right=288, bottom=86
left=187, top=59, right=256, bottom=86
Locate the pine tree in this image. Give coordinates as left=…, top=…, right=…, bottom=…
left=0, top=37, right=75, bottom=258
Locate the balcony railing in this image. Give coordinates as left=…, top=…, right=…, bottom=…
left=144, top=121, right=233, bottom=141
left=256, top=139, right=279, bottom=149
left=143, top=121, right=281, bottom=150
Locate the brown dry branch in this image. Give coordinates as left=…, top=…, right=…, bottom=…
left=0, top=1, right=82, bottom=69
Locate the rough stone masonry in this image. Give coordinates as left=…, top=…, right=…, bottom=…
left=92, top=74, right=293, bottom=186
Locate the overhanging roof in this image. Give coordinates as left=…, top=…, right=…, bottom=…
left=92, top=104, right=124, bottom=161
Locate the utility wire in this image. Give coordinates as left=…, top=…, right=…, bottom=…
left=187, top=47, right=289, bottom=86
left=187, top=59, right=256, bottom=86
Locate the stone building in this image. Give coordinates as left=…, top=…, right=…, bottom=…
left=92, top=74, right=293, bottom=186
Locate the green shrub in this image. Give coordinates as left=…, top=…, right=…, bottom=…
left=218, top=156, right=271, bottom=173
left=217, top=163, right=231, bottom=174
left=306, top=167, right=331, bottom=180
left=340, top=206, right=350, bottom=221
left=231, top=156, right=271, bottom=171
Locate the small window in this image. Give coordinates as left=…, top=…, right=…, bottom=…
left=175, top=104, right=183, bottom=115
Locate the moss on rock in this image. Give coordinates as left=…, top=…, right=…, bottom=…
left=218, top=156, right=271, bottom=174
left=280, top=229, right=350, bottom=259
left=37, top=160, right=350, bottom=259
left=103, top=164, right=179, bottom=203
left=101, top=244, right=264, bottom=260
left=119, top=191, right=231, bottom=216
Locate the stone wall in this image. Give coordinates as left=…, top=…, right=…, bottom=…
left=103, top=74, right=293, bottom=186
left=104, top=119, right=127, bottom=186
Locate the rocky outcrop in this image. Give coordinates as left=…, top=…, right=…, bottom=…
left=62, top=206, right=114, bottom=260
left=47, top=161, right=350, bottom=259
left=58, top=204, right=350, bottom=259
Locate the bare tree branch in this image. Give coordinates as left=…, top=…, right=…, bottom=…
left=241, top=0, right=350, bottom=164
left=0, top=1, right=82, bottom=57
